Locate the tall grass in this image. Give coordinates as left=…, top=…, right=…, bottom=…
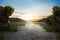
left=34, top=22, right=57, bottom=32
left=9, top=22, right=26, bottom=32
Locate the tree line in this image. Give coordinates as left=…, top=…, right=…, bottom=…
left=47, top=6, right=60, bottom=32
left=0, top=6, right=14, bottom=31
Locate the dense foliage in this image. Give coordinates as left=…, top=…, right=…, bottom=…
left=47, top=6, right=60, bottom=32
left=0, top=6, right=14, bottom=31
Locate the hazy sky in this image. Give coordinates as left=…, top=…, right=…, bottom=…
left=0, top=0, right=60, bottom=16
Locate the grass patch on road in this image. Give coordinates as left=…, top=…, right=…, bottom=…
left=9, top=22, right=26, bottom=32
left=10, top=22, right=26, bottom=26
left=34, top=22, right=56, bottom=32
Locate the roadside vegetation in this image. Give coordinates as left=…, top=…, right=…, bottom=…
left=46, top=6, right=60, bottom=32
left=34, top=21, right=60, bottom=32
left=34, top=22, right=56, bottom=32
left=9, top=22, right=26, bottom=32
left=0, top=6, right=14, bottom=31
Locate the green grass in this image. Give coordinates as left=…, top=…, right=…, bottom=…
left=34, top=22, right=56, bottom=32
left=0, top=33, right=4, bottom=40
left=9, top=22, right=26, bottom=32
left=10, top=22, right=26, bottom=26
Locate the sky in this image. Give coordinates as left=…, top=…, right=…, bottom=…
left=0, top=0, right=60, bottom=16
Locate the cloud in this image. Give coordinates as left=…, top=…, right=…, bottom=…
left=20, top=4, right=53, bottom=16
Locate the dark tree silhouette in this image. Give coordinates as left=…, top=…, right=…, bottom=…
left=0, top=6, right=14, bottom=31
left=47, top=6, right=60, bottom=32
left=53, top=6, right=60, bottom=17
left=4, top=6, right=14, bottom=23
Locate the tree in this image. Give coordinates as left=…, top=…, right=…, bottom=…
left=46, top=6, right=60, bottom=32
left=0, top=6, right=4, bottom=15
left=0, top=6, right=14, bottom=31
left=47, top=6, right=60, bottom=24
left=4, top=6, right=14, bottom=23
left=53, top=6, right=60, bottom=17
left=0, top=6, right=4, bottom=23
left=53, top=6, right=60, bottom=24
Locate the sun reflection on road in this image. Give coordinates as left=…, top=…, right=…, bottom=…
left=24, top=22, right=44, bottom=31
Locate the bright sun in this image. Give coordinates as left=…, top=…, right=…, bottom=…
left=21, top=15, right=34, bottom=20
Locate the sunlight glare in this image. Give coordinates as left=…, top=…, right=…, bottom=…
left=21, top=15, right=34, bottom=20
